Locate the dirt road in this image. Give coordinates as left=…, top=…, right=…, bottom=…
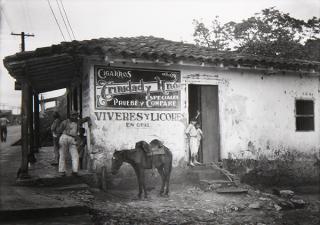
left=1, top=126, right=319, bottom=225
left=83, top=184, right=319, bottom=225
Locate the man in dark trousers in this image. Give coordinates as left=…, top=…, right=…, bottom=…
left=0, top=116, right=9, bottom=142
left=77, top=127, right=87, bottom=169
left=51, top=112, right=62, bottom=165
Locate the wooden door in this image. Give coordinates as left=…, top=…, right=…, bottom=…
left=188, top=84, right=220, bottom=163
left=200, top=85, right=220, bottom=162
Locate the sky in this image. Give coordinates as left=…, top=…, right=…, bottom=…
left=0, top=0, right=319, bottom=111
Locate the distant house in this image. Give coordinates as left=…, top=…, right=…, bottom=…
left=3, top=36, right=320, bottom=182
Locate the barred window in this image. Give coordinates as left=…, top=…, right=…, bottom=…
left=295, top=99, right=314, bottom=131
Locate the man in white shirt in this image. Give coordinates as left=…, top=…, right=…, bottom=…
left=58, top=111, right=91, bottom=176
left=185, top=118, right=201, bottom=166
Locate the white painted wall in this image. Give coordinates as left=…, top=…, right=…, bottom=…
left=183, top=67, right=320, bottom=159
left=82, top=58, right=320, bottom=170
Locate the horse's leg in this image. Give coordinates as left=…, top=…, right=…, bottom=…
left=133, top=166, right=142, bottom=199
left=164, top=164, right=172, bottom=196
left=157, top=166, right=165, bottom=196
left=139, top=169, right=148, bottom=199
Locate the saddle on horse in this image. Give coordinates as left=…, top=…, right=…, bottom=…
left=134, top=140, right=169, bottom=170
left=146, top=145, right=166, bottom=156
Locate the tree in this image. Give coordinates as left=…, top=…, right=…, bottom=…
left=193, top=7, right=320, bottom=60
left=304, top=39, right=320, bottom=61
left=193, top=17, right=235, bottom=51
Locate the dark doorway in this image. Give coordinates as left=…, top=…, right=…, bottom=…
left=188, top=84, right=220, bottom=163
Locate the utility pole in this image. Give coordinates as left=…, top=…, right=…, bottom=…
left=11, top=32, right=35, bottom=52
left=11, top=32, right=35, bottom=91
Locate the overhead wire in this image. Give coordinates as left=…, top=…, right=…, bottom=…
left=46, top=0, right=66, bottom=41
left=55, top=0, right=72, bottom=40
left=59, top=0, right=76, bottom=40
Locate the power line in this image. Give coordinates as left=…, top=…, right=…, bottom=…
left=55, top=0, right=72, bottom=40
left=46, top=0, right=66, bottom=41
left=59, top=0, right=76, bottom=39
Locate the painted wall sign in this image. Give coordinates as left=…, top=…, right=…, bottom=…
left=94, top=66, right=181, bottom=110
left=94, top=111, right=184, bottom=121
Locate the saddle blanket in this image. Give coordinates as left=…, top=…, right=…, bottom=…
left=146, top=146, right=166, bottom=156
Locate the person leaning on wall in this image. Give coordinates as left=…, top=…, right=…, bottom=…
left=57, top=111, right=91, bottom=176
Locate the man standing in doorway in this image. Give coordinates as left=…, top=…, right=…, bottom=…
left=58, top=111, right=91, bottom=176
left=185, top=118, right=201, bottom=166
left=0, top=116, right=10, bottom=142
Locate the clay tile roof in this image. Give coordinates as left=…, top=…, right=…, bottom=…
left=4, top=36, right=320, bottom=73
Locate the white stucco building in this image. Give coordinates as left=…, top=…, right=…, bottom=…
left=78, top=37, right=320, bottom=170
left=4, top=36, right=320, bottom=180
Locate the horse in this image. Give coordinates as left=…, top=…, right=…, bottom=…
left=111, top=139, right=173, bottom=199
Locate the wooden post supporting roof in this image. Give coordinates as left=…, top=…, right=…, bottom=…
left=28, top=88, right=34, bottom=155
left=67, top=87, right=71, bottom=117
left=19, top=80, right=30, bottom=178
left=34, top=93, right=40, bottom=152
left=73, top=86, right=78, bottom=111
left=78, top=83, right=82, bottom=117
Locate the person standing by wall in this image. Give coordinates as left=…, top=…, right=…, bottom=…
left=50, top=112, right=62, bottom=165
left=185, top=118, right=198, bottom=166
left=0, top=116, right=10, bottom=142
left=58, top=111, right=91, bottom=176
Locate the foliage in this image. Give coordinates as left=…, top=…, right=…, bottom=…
left=193, top=17, right=235, bottom=51
left=193, top=7, right=320, bottom=60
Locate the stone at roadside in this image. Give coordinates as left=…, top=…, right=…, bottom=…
left=277, top=199, right=295, bottom=209
left=274, top=204, right=282, bottom=211
left=249, top=202, right=261, bottom=209
left=259, top=197, right=271, bottom=201
left=159, top=209, right=167, bottom=213
left=290, top=198, right=307, bottom=208
left=225, top=203, right=244, bottom=212
left=279, top=190, right=294, bottom=198
left=205, top=209, right=214, bottom=214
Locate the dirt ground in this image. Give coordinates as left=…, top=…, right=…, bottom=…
left=1, top=126, right=319, bottom=225
left=66, top=184, right=319, bottom=225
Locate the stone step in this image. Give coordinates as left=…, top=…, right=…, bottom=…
left=0, top=205, right=89, bottom=221
left=15, top=171, right=98, bottom=188
left=216, top=186, right=249, bottom=194
left=199, top=179, right=236, bottom=191
left=0, top=214, right=93, bottom=225
left=185, top=168, right=228, bottom=182
left=53, top=183, right=90, bottom=191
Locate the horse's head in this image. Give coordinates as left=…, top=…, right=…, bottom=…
left=111, top=151, right=124, bottom=175
left=150, top=139, right=163, bottom=151
left=135, top=141, right=151, bottom=153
